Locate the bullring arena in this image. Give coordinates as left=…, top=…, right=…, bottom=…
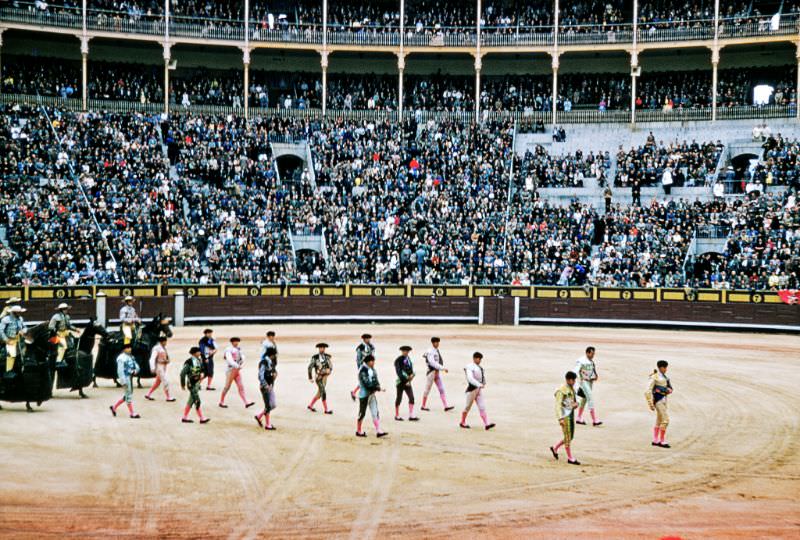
left=1, top=322, right=798, bottom=539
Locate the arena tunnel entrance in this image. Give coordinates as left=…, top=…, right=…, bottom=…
left=276, top=154, right=306, bottom=183
left=686, top=252, right=726, bottom=283
left=731, top=152, right=758, bottom=180
left=295, top=248, right=326, bottom=278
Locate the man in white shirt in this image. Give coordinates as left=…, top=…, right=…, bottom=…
left=145, top=336, right=175, bottom=402
left=459, top=352, right=495, bottom=430
left=420, top=337, right=453, bottom=412
left=219, top=337, right=255, bottom=409
left=574, top=346, right=602, bottom=426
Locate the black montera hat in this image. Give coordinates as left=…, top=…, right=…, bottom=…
left=361, top=333, right=372, bottom=339
left=189, top=346, right=201, bottom=354
left=316, top=342, right=329, bottom=348
left=399, top=345, right=412, bottom=352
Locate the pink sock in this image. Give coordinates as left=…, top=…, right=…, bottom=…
left=219, top=389, right=228, bottom=405
left=659, top=427, right=666, bottom=443
left=264, top=413, right=271, bottom=428
left=553, top=440, right=564, bottom=451
left=373, top=418, right=380, bottom=431
left=310, top=396, right=318, bottom=407
left=237, top=387, right=247, bottom=404
left=395, top=405, right=400, bottom=417
left=197, top=407, right=205, bottom=420
left=183, top=404, right=191, bottom=418
left=113, top=397, right=125, bottom=410
left=357, top=420, right=363, bottom=432
left=206, top=377, right=213, bottom=388
left=256, top=410, right=264, bottom=420
left=576, top=406, right=584, bottom=421
left=408, top=403, right=414, bottom=417
left=460, top=411, right=467, bottom=424
left=590, top=409, right=598, bottom=423
left=422, top=397, right=428, bottom=408
left=322, top=400, right=328, bottom=412
left=126, top=402, right=134, bottom=415
left=653, top=426, right=660, bottom=442
left=440, top=394, right=449, bottom=408
left=565, top=447, right=574, bottom=461
left=165, top=390, right=172, bottom=400
left=479, top=410, right=489, bottom=426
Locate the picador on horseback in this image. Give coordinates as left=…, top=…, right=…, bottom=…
left=0, top=301, right=52, bottom=411
left=93, top=296, right=173, bottom=389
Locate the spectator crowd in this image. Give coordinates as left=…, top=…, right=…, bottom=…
left=1, top=102, right=798, bottom=291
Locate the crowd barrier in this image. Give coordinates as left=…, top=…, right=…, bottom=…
left=2, top=284, right=796, bottom=332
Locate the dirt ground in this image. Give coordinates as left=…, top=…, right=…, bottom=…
left=1, top=324, right=798, bottom=539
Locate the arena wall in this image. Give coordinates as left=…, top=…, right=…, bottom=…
left=3, top=285, right=797, bottom=332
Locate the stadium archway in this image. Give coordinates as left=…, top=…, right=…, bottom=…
left=275, top=154, right=306, bottom=182
left=730, top=152, right=758, bottom=180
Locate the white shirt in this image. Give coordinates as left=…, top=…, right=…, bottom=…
left=464, top=362, right=485, bottom=389
left=224, top=346, right=245, bottom=373
left=574, top=355, right=597, bottom=382
left=149, top=344, right=169, bottom=371
left=423, top=347, right=444, bottom=371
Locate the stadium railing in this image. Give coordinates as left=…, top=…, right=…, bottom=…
left=2, top=4, right=798, bottom=48
left=1, top=94, right=793, bottom=124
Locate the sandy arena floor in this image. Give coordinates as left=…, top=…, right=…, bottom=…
left=0, top=324, right=798, bottom=539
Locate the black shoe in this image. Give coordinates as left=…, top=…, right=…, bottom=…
left=576, top=420, right=586, bottom=425
left=144, top=395, right=155, bottom=401
left=255, top=415, right=263, bottom=428
left=200, top=418, right=211, bottom=424
left=356, top=431, right=367, bottom=437
left=395, top=416, right=404, bottom=421
left=459, top=423, right=470, bottom=429
left=307, top=406, right=316, bottom=412
left=130, top=414, right=141, bottom=419
left=350, top=391, right=357, bottom=402
left=444, top=406, right=454, bottom=411
left=568, top=459, right=581, bottom=465
left=485, top=423, right=496, bottom=430
left=109, top=405, right=117, bottom=417
left=658, top=442, right=671, bottom=448
left=166, top=398, right=176, bottom=402
left=181, top=418, right=194, bottom=423
left=376, top=432, right=388, bottom=438
left=265, top=426, right=276, bottom=431
left=324, top=410, right=333, bottom=415
left=593, top=421, right=603, bottom=427
left=420, top=406, right=430, bottom=411
left=550, top=446, right=559, bottom=460
left=245, top=402, right=255, bottom=408
left=218, top=403, right=228, bottom=408
left=408, top=417, right=420, bottom=422
left=651, top=442, right=660, bottom=446
left=206, top=387, right=216, bottom=391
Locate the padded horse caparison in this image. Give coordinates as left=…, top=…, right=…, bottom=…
left=93, top=314, right=173, bottom=385
left=0, top=322, right=54, bottom=407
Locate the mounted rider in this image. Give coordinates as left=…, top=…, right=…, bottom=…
left=0, top=305, right=28, bottom=377
left=119, top=296, right=140, bottom=345
left=49, top=303, right=78, bottom=368
left=0, top=297, right=22, bottom=319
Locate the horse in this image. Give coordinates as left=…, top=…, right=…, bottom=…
left=53, top=319, right=108, bottom=398
left=0, top=322, right=54, bottom=411
left=93, top=313, right=173, bottom=388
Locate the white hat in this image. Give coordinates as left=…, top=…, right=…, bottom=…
left=124, top=296, right=134, bottom=301
left=4, top=297, right=21, bottom=305
left=9, top=305, right=26, bottom=314
left=57, top=303, right=71, bottom=310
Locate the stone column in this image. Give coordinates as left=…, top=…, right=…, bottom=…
left=81, top=37, right=90, bottom=111
left=243, top=47, right=250, bottom=120
left=163, top=43, right=171, bottom=115
left=397, top=53, right=405, bottom=120
left=321, top=50, right=329, bottom=116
